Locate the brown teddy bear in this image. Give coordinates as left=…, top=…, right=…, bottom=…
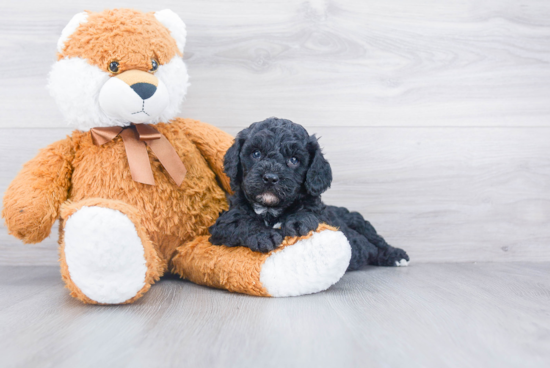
left=2, top=8, right=351, bottom=304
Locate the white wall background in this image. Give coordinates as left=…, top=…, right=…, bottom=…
left=1, top=0, right=549, bottom=265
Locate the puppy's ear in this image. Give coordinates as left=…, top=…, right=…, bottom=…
left=224, top=128, right=250, bottom=192
left=305, top=135, right=332, bottom=196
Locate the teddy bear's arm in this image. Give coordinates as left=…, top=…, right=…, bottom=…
left=176, top=118, right=234, bottom=194
left=2, top=138, right=74, bottom=244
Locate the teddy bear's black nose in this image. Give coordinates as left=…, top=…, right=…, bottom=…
left=131, top=83, right=157, bottom=100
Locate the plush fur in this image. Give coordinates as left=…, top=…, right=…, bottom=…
left=259, top=228, right=351, bottom=297
left=48, top=9, right=189, bottom=130
left=209, top=117, right=410, bottom=270
left=63, top=203, right=151, bottom=304
left=173, top=224, right=350, bottom=297
left=4, top=9, right=354, bottom=302
left=154, top=10, right=187, bottom=54
left=2, top=9, right=232, bottom=304
left=59, top=198, right=163, bottom=304
left=3, top=117, right=234, bottom=304
left=57, top=12, right=88, bottom=53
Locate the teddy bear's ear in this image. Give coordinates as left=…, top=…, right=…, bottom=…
left=57, top=12, right=89, bottom=54
left=154, top=9, right=187, bottom=54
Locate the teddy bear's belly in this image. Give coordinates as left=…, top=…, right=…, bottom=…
left=67, top=145, right=229, bottom=264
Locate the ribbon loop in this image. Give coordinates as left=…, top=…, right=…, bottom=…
left=90, top=126, right=123, bottom=146
left=90, top=124, right=187, bottom=186
left=134, top=123, right=162, bottom=141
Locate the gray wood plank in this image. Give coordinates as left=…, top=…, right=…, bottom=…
left=321, top=126, right=550, bottom=263
left=0, top=263, right=548, bottom=368
left=1, top=0, right=550, bottom=128
left=1, top=127, right=550, bottom=264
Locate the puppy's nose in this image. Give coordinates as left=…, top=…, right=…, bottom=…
left=263, top=173, right=279, bottom=185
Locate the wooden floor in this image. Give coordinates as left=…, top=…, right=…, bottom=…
left=2, top=2, right=550, bottom=367
left=1, top=263, right=549, bottom=368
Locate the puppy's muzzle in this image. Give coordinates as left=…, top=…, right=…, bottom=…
left=257, top=192, right=279, bottom=206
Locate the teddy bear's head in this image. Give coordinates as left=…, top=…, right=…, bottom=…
left=48, top=8, right=189, bottom=131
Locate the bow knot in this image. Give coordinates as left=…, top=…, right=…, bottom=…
left=91, top=124, right=187, bottom=186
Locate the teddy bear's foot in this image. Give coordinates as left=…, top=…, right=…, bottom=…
left=59, top=199, right=162, bottom=304
left=172, top=224, right=351, bottom=297
left=260, top=227, right=352, bottom=297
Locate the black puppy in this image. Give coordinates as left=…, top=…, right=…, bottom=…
left=209, top=117, right=409, bottom=270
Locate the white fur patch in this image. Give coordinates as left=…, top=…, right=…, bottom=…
left=48, top=57, right=117, bottom=130
left=260, top=230, right=351, bottom=297
left=57, top=12, right=88, bottom=53
left=48, top=56, right=189, bottom=131
left=254, top=206, right=267, bottom=215
left=64, top=206, right=148, bottom=304
left=257, top=192, right=279, bottom=206
left=154, top=56, right=189, bottom=122
left=395, top=259, right=409, bottom=267
left=253, top=203, right=282, bottom=217
left=155, top=9, right=187, bottom=54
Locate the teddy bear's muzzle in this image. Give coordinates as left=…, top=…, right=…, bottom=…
left=115, top=70, right=159, bottom=100
left=98, top=69, right=170, bottom=124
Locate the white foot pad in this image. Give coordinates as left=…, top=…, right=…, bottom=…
left=260, top=230, right=352, bottom=297
left=64, top=206, right=148, bottom=304
left=395, top=259, right=409, bottom=267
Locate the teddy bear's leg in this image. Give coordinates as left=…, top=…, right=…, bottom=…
left=59, top=198, right=162, bottom=304
left=171, top=224, right=351, bottom=297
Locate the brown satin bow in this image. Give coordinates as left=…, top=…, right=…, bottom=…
left=91, top=124, right=187, bottom=186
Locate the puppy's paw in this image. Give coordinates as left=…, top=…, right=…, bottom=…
left=377, top=247, right=410, bottom=267
left=395, top=259, right=409, bottom=267
left=246, top=230, right=283, bottom=253
left=282, top=214, right=319, bottom=237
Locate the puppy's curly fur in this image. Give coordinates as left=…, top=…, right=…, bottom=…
left=209, top=117, right=409, bottom=270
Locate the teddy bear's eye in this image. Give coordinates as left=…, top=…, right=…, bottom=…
left=150, top=59, right=159, bottom=73
left=251, top=150, right=262, bottom=159
left=108, top=61, right=119, bottom=73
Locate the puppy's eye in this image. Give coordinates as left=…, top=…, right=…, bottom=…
left=150, top=59, right=159, bottom=73
left=251, top=150, right=262, bottom=159
left=288, top=157, right=300, bottom=167
left=108, top=61, right=120, bottom=73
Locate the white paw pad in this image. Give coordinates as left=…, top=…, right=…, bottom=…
left=395, top=259, right=409, bottom=267
left=260, top=230, right=352, bottom=297
left=64, top=206, right=148, bottom=304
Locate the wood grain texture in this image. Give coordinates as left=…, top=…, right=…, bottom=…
left=1, top=1, right=550, bottom=264
left=1, top=127, right=549, bottom=265
left=1, top=0, right=550, bottom=128
left=1, top=2, right=549, bottom=365
left=0, top=263, right=549, bottom=368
